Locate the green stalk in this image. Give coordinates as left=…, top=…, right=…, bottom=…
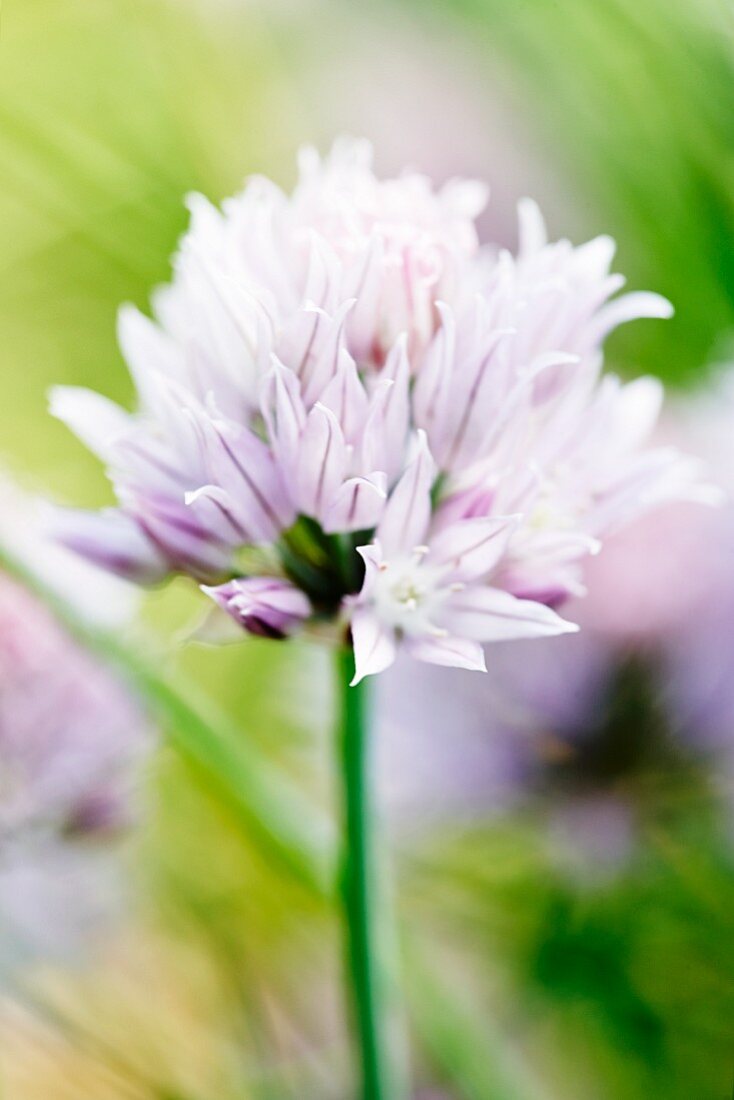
left=337, top=647, right=393, bottom=1100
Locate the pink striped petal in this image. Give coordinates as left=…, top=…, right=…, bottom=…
left=376, top=431, right=435, bottom=556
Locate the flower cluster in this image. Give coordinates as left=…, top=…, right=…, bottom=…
left=51, top=139, right=699, bottom=682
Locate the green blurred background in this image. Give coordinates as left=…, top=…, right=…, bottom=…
left=2, top=1, right=734, bottom=1097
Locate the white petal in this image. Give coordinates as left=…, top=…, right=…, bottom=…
left=350, top=610, right=396, bottom=684
left=355, top=541, right=385, bottom=600
left=413, top=302, right=456, bottom=439
left=123, top=487, right=231, bottom=578
left=590, top=291, right=673, bottom=344
left=444, top=586, right=579, bottom=642
left=296, top=403, right=348, bottom=521
left=184, top=484, right=252, bottom=543
left=189, top=406, right=294, bottom=540
left=318, top=350, right=369, bottom=445
left=344, top=236, right=384, bottom=361
left=376, top=431, right=435, bottom=556
left=427, top=515, right=520, bottom=581
left=613, top=376, right=664, bottom=452
left=261, top=359, right=306, bottom=477
left=49, top=386, right=131, bottom=464
left=117, top=305, right=184, bottom=410
left=517, top=197, right=548, bottom=256
left=303, top=233, right=342, bottom=314
left=49, top=506, right=167, bottom=584
left=441, top=178, right=489, bottom=220
left=322, top=474, right=387, bottom=534
left=406, top=634, right=486, bottom=672
left=378, top=335, right=411, bottom=481
left=279, top=300, right=353, bottom=407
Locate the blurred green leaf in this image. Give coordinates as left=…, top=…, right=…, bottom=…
left=399, top=0, right=734, bottom=385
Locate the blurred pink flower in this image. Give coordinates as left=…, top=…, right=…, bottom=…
left=0, top=578, right=142, bottom=840
left=0, top=480, right=151, bottom=973
left=577, top=500, right=713, bottom=642
left=376, top=628, right=611, bottom=826
left=378, top=371, right=730, bottom=853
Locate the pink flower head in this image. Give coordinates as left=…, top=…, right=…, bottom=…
left=50, top=141, right=701, bottom=681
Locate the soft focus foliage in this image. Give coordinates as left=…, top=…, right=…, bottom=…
left=414, top=0, right=734, bottom=385
left=2, top=2, right=734, bottom=1099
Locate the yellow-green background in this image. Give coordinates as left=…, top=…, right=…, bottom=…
left=2, top=2, right=734, bottom=1097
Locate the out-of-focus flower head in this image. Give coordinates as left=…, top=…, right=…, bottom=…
left=378, top=632, right=661, bottom=881
left=652, top=368, right=734, bottom=756
left=50, top=139, right=702, bottom=683
left=0, top=478, right=151, bottom=974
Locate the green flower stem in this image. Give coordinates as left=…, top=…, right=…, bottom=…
left=337, top=647, right=394, bottom=1100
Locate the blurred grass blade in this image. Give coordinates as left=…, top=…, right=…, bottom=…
left=412, top=0, right=734, bottom=385
left=407, top=939, right=549, bottom=1100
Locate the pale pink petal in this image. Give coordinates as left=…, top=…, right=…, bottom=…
left=184, top=485, right=253, bottom=544
left=440, top=178, right=489, bottom=221
left=355, top=541, right=385, bottom=600
left=517, top=197, right=548, bottom=256
left=612, top=376, right=664, bottom=452
left=188, top=406, right=294, bottom=540
left=302, top=233, right=342, bottom=314
left=436, top=327, right=516, bottom=470
left=49, top=387, right=131, bottom=464
left=322, top=474, right=387, bottom=534
left=350, top=609, right=397, bottom=684
left=123, top=490, right=231, bottom=579
left=444, top=586, right=579, bottom=642
left=412, top=302, right=456, bottom=439
left=589, top=291, right=673, bottom=344
left=278, top=301, right=353, bottom=407
left=405, top=634, right=486, bottom=672
left=427, top=515, right=520, bottom=581
left=344, top=236, right=384, bottom=360
left=318, top=350, right=369, bottom=445
left=260, top=359, right=307, bottom=477
left=377, top=335, right=411, bottom=482
left=117, top=305, right=184, bottom=408
left=49, top=507, right=167, bottom=584
left=296, top=403, right=348, bottom=521
left=376, top=431, right=435, bottom=556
